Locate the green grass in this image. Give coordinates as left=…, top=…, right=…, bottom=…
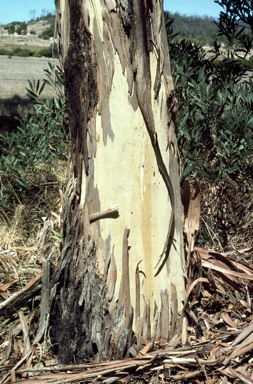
left=0, top=45, right=58, bottom=58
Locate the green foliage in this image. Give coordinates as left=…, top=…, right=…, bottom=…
left=176, top=69, right=253, bottom=181
left=0, top=45, right=57, bottom=58
left=0, top=64, right=68, bottom=220
left=214, top=0, right=253, bottom=57
left=12, top=47, right=33, bottom=57
left=35, top=11, right=55, bottom=26
left=0, top=48, right=11, bottom=56
left=165, top=12, right=253, bottom=183
left=34, top=45, right=58, bottom=58
left=16, top=22, right=27, bottom=35
left=39, top=26, right=54, bottom=40
left=26, top=62, right=65, bottom=100
left=7, top=24, right=15, bottom=34
left=5, top=21, right=28, bottom=35
left=166, top=12, right=228, bottom=46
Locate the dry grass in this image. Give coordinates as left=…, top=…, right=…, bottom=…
left=1, top=244, right=253, bottom=383
left=0, top=176, right=252, bottom=383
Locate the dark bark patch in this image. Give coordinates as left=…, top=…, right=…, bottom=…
left=64, top=0, right=98, bottom=189
left=50, top=178, right=106, bottom=363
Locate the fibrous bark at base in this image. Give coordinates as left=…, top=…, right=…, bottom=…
left=50, top=178, right=134, bottom=363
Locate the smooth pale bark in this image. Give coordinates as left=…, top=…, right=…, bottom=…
left=50, top=0, right=185, bottom=363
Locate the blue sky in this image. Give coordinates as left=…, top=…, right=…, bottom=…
left=164, top=0, right=221, bottom=18
left=0, top=0, right=221, bottom=25
left=0, top=0, right=56, bottom=24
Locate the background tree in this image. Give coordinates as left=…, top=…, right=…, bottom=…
left=16, top=22, right=27, bottom=35
left=49, top=0, right=185, bottom=364
left=7, top=23, right=16, bottom=34
left=29, top=9, right=36, bottom=21
left=40, top=8, right=48, bottom=18
left=214, top=0, right=253, bottom=57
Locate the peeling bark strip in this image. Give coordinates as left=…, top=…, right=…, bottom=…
left=130, top=1, right=175, bottom=275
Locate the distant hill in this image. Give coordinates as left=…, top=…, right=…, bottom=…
left=1, top=12, right=54, bottom=39
left=0, top=11, right=227, bottom=57
left=0, top=13, right=56, bottom=58
left=167, top=12, right=227, bottom=46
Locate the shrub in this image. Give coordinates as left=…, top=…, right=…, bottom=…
left=0, top=46, right=57, bottom=58
left=175, top=63, right=253, bottom=181
left=165, top=13, right=253, bottom=183
left=16, top=22, right=27, bottom=35
left=33, top=45, right=57, bottom=58
left=0, top=64, right=68, bottom=225
left=39, top=26, right=54, bottom=40
left=0, top=48, right=12, bottom=56
left=8, top=25, right=15, bottom=34
left=165, top=12, right=253, bottom=248
left=12, top=47, right=33, bottom=57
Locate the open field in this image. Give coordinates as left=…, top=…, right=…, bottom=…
left=0, top=55, right=59, bottom=99
left=0, top=18, right=57, bottom=106
left=0, top=34, right=53, bottom=51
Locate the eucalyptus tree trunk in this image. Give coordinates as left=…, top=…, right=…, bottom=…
left=50, top=0, right=185, bottom=364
